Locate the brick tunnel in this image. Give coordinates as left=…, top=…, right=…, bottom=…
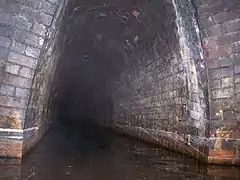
left=0, top=0, right=240, bottom=165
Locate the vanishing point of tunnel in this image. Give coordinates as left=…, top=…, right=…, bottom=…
left=1, top=0, right=240, bottom=178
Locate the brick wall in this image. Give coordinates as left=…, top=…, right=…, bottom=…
left=0, top=0, right=239, bottom=165
left=194, top=0, right=240, bottom=164
left=0, top=0, right=69, bottom=157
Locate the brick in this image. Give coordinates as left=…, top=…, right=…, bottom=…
left=0, top=84, right=15, bottom=96
left=234, top=65, right=240, bottom=74
left=48, top=0, right=59, bottom=4
left=19, top=67, right=34, bottom=79
left=221, top=77, right=233, bottom=88
left=209, top=79, right=221, bottom=90
left=0, top=24, right=14, bottom=39
left=235, top=75, right=240, bottom=84
left=213, top=12, right=240, bottom=24
left=0, top=95, right=28, bottom=108
left=218, top=56, right=233, bottom=67
left=236, top=84, right=240, bottom=93
left=206, top=58, right=219, bottom=69
left=0, top=0, right=21, bottom=14
left=231, top=41, right=240, bottom=54
left=25, top=46, right=41, bottom=58
left=211, top=88, right=233, bottom=99
left=41, top=1, right=57, bottom=15
left=14, top=29, right=27, bottom=44
left=11, top=41, right=26, bottom=54
left=15, top=16, right=32, bottom=31
left=0, top=46, right=9, bottom=58
left=0, top=11, right=14, bottom=26
left=217, top=31, right=240, bottom=47
left=15, top=0, right=41, bottom=9
left=19, top=5, right=40, bottom=22
left=5, top=63, right=20, bottom=75
left=8, top=51, right=38, bottom=69
left=3, top=74, right=32, bottom=88
left=15, top=87, right=30, bottom=99
left=0, top=35, right=11, bottom=48
left=39, top=12, right=53, bottom=26
left=32, top=22, right=47, bottom=36
left=26, top=33, right=42, bottom=48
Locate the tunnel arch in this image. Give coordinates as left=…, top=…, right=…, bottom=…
left=0, top=0, right=240, bottom=165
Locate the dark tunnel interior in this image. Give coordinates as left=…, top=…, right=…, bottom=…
left=53, top=0, right=178, bottom=127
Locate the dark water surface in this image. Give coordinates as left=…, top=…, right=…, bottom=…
left=1, top=124, right=240, bottom=180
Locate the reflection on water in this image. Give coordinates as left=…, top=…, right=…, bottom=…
left=1, top=124, right=240, bottom=180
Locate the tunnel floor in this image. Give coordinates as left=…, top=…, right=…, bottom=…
left=1, top=123, right=240, bottom=180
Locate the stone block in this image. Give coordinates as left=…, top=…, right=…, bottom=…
left=217, top=31, right=240, bottom=47
left=15, top=16, right=32, bottom=31
left=3, top=74, right=32, bottom=88
left=13, top=29, right=27, bottom=44
left=0, top=46, right=9, bottom=58
left=8, top=51, right=38, bottom=69
left=206, top=58, right=219, bottom=69
left=211, top=88, right=234, bottom=99
left=0, top=11, right=14, bottom=26
left=0, top=95, right=28, bottom=108
left=209, top=79, right=221, bottom=90
left=218, top=56, right=233, bottom=67
left=32, top=22, right=47, bottom=36
left=25, top=46, right=41, bottom=58
left=48, top=0, right=59, bottom=4
left=15, top=87, right=30, bottom=99
left=16, top=0, right=41, bottom=9
left=235, top=84, right=240, bottom=93
left=19, top=5, right=40, bottom=23
left=5, top=63, right=20, bottom=75
left=0, top=24, right=14, bottom=41
left=0, top=84, right=15, bottom=96
left=26, top=33, right=42, bottom=48
left=19, top=67, right=34, bottom=79
left=213, top=11, right=240, bottom=24
left=0, top=35, right=11, bottom=48
left=221, top=77, right=233, bottom=88
left=39, top=12, right=53, bottom=26
left=234, top=64, right=240, bottom=74
left=11, top=41, right=26, bottom=54
left=40, top=1, right=57, bottom=15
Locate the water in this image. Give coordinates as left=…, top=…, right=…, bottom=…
left=1, top=124, right=240, bottom=180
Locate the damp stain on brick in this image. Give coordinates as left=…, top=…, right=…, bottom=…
left=0, top=110, right=22, bottom=129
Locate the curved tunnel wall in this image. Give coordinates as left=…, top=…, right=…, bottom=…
left=55, top=0, right=208, bottom=160
left=0, top=0, right=239, bottom=165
